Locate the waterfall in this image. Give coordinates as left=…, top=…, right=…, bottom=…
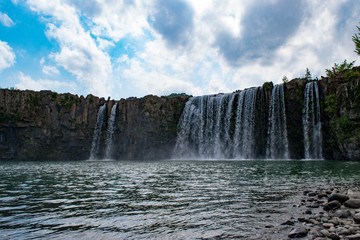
left=303, top=82, right=323, bottom=159
left=173, top=87, right=264, bottom=159
left=105, top=103, right=118, bottom=159
left=266, top=84, right=289, bottom=159
left=89, top=104, right=106, bottom=160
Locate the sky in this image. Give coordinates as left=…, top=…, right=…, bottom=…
left=0, top=0, right=359, bottom=99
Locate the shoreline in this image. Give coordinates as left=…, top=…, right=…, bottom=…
left=260, top=185, right=360, bottom=239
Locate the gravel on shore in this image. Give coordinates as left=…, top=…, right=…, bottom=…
left=259, top=185, right=360, bottom=240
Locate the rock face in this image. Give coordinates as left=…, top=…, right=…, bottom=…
left=284, top=67, right=360, bottom=160
left=0, top=90, right=188, bottom=160
left=318, top=67, right=360, bottom=160
left=0, top=66, right=359, bottom=161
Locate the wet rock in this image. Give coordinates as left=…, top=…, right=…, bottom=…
left=323, top=223, right=334, bottom=228
left=345, top=199, right=360, bottom=208
left=329, top=233, right=340, bottom=240
left=310, top=219, right=321, bottom=225
left=338, top=228, right=351, bottom=235
left=324, top=200, right=341, bottom=211
left=320, top=229, right=330, bottom=237
left=265, top=224, right=274, bottom=228
left=281, top=220, right=295, bottom=226
left=328, top=193, right=350, bottom=203
left=328, top=219, right=339, bottom=226
left=298, top=217, right=306, bottom=222
left=318, top=192, right=328, bottom=198
left=310, top=202, right=320, bottom=208
left=310, top=228, right=323, bottom=238
left=347, top=234, right=360, bottom=240
left=309, top=192, right=318, bottom=197
left=350, top=227, right=358, bottom=234
left=333, top=209, right=351, bottom=218
left=354, top=213, right=360, bottom=224
left=288, top=226, right=308, bottom=238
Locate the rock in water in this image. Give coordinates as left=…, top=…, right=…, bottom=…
left=345, top=199, right=360, bottom=208
left=328, top=193, right=350, bottom=203
left=323, top=200, right=341, bottom=211
left=288, top=227, right=308, bottom=238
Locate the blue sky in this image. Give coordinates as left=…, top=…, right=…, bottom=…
left=0, top=0, right=359, bottom=99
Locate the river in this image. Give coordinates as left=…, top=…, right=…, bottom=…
left=1, top=160, right=359, bottom=239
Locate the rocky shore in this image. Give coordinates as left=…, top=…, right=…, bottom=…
left=261, top=186, right=360, bottom=239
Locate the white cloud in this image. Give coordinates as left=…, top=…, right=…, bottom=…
left=27, top=0, right=112, bottom=97
left=15, top=72, right=76, bottom=92
left=0, top=41, right=16, bottom=73
left=0, top=12, right=15, bottom=27
left=87, top=0, right=151, bottom=41
left=20, top=0, right=360, bottom=99
left=120, top=58, right=203, bottom=96
left=42, top=65, right=60, bottom=76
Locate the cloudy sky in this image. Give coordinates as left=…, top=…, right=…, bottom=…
left=0, top=0, right=359, bottom=99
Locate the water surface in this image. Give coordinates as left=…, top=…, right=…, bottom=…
left=0, top=160, right=359, bottom=239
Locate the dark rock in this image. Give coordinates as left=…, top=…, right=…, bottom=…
left=318, top=192, right=328, bottom=198
left=309, top=192, right=317, bottom=197
left=324, top=200, right=341, bottom=211
left=305, top=209, right=312, bottom=214
left=345, top=199, right=360, bottom=208
left=298, top=217, right=306, bottom=222
left=328, top=193, right=350, bottom=203
left=347, top=234, right=360, bottom=240
left=310, top=202, right=320, bottom=208
left=354, top=213, right=360, bottom=224
left=329, top=233, right=340, bottom=240
left=281, top=220, right=295, bottom=226
left=333, top=209, right=352, bottom=218
left=310, top=228, right=323, bottom=237
left=288, top=227, right=308, bottom=238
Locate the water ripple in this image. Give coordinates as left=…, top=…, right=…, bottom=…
left=0, top=160, right=359, bottom=239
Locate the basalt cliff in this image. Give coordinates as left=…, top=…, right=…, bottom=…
left=0, top=68, right=359, bottom=161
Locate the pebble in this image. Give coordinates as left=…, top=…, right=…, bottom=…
left=320, top=229, right=330, bottom=237
left=264, top=186, right=360, bottom=239
left=323, top=223, right=334, bottom=228
left=288, top=226, right=308, bottom=238
left=333, top=209, right=351, bottom=218
left=347, top=234, right=360, bottom=240
left=328, top=193, right=350, bottom=203
left=345, top=199, right=360, bottom=208
left=354, top=213, right=360, bottom=224
left=329, top=233, right=340, bottom=240
left=323, top=200, right=341, bottom=211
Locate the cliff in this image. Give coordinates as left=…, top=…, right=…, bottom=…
left=0, top=90, right=188, bottom=160
left=283, top=67, right=360, bottom=160
left=0, top=67, right=359, bottom=161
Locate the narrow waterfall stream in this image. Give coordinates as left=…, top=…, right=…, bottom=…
left=266, top=84, right=289, bottom=159
left=303, top=81, right=323, bottom=159
left=105, top=103, right=118, bottom=159
left=89, top=104, right=106, bottom=160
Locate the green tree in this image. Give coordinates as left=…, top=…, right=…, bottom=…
left=325, top=59, right=356, bottom=78
left=305, top=68, right=312, bottom=81
left=353, top=24, right=360, bottom=56
left=282, top=75, right=289, bottom=83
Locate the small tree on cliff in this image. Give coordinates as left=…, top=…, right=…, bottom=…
left=282, top=75, right=289, bottom=83
left=353, top=24, right=360, bottom=56
left=305, top=68, right=312, bottom=81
